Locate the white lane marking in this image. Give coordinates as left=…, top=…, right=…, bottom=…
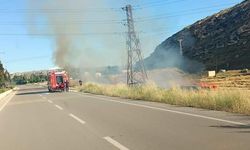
left=69, top=113, right=86, bottom=124
left=48, top=100, right=53, bottom=103
left=38, top=94, right=42, bottom=97
left=55, top=104, right=63, bottom=110
left=82, top=95, right=247, bottom=126
left=0, top=92, right=15, bottom=111
left=104, top=136, right=129, bottom=150
left=70, top=90, right=77, bottom=93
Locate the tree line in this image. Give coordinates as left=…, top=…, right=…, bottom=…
left=0, top=61, right=11, bottom=88
left=12, top=73, right=48, bottom=85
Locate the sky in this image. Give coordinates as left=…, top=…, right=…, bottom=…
left=0, top=0, right=243, bottom=73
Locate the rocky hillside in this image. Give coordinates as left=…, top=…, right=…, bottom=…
left=144, top=0, right=250, bottom=72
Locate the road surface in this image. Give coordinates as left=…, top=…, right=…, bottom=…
left=0, top=85, right=249, bottom=150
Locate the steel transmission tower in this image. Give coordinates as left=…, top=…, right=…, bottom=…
left=123, top=4, right=148, bottom=85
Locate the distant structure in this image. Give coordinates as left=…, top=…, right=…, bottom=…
left=178, top=39, right=183, bottom=56
left=123, top=4, right=148, bottom=85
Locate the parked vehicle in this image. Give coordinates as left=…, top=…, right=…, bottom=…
left=47, top=71, right=69, bottom=92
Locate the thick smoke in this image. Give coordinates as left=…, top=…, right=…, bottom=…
left=142, top=29, right=205, bottom=88
left=27, top=0, right=125, bottom=71
left=27, top=0, right=203, bottom=87
left=144, top=28, right=204, bottom=73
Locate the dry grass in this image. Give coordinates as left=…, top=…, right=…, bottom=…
left=0, top=88, right=12, bottom=94
left=201, top=70, right=250, bottom=90
left=69, top=80, right=80, bottom=87
left=77, top=83, right=250, bottom=115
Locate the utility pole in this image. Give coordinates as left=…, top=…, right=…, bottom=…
left=123, top=4, right=148, bottom=85
left=178, top=39, right=183, bottom=56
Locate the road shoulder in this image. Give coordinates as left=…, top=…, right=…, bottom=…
left=0, top=89, right=15, bottom=111
left=74, top=91, right=250, bottom=125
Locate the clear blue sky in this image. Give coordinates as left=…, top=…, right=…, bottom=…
left=0, top=0, right=243, bottom=73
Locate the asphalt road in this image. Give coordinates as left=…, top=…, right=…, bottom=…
left=0, top=85, right=249, bottom=150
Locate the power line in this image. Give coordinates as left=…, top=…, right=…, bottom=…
left=0, top=7, right=225, bottom=26
left=0, top=20, right=124, bottom=25
left=5, top=55, right=51, bottom=64
left=133, top=0, right=186, bottom=9
left=135, top=7, right=233, bottom=22
left=135, top=0, right=185, bottom=6
left=0, top=32, right=127, bottom=36
left=136, top=2, right=237, bottom=20
left=0, top=2, right=240, bottom=38
left=0, top=2, right=237, bottom=26
left=0, top=7, right=123, bottom=13
left=0, top=7, right=233, bottom=37
left=0, top=30, right=175, bottom=37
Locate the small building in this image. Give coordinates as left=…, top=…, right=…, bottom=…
left=208, top=71, right=216, bottom=77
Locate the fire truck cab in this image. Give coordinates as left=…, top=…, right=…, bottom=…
left=47, top=71, right=69, bottom=92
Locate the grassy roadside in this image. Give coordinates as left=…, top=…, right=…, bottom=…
left=77, top=83, right=250, bottom=115
left=0, top=88, right=12, bottom=94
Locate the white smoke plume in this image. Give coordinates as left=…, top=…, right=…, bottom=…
left=27, top=0, right=126, bottom=70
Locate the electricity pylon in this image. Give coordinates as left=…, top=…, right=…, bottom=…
left=123, top=4, right=148, bottom=85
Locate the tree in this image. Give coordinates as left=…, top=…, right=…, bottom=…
left=12, top=75, right=27, bottom=85
left=4, top=70, right=10, bottom=82
left=0, top=61, right=6, bottom=87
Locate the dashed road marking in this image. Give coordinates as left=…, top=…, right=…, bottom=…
left=104, top=136, right=129, bottom=150
left=48, top=100, right=53, bottom=104
left=69, top=90, right=78, bottom=93
left=69, top=113, right=85, bottom=124
left=55, top=104, right=63, bottom=110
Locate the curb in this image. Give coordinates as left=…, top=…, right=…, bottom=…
left=69, top=89, right=78, bottom=93
left=69, top=87, right=78, bottom=93
left=0, top=89, right=14, bottom=111
left=0, top=89, right=13, bottom=100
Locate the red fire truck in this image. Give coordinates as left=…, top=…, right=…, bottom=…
left=47, top=71, right=69, bottom=92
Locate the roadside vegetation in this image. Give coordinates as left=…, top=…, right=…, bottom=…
left=12, top=73, right=47, bottom=85
left=201, top=70, right=250, bottom=90
left=0, top=61, right=12, bottom=93
left=77, top=82, right=250, bottom=115
left=0, top=88, right=11, bottom=93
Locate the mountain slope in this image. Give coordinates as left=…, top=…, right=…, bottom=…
left=144, top=0, right=250, bottom=72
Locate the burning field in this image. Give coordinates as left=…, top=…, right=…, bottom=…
left=26, top=0, right=250, bottom=115
left=76, top=82, right=250, bottom=115
left=72, top=68, right=250, bottom=115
